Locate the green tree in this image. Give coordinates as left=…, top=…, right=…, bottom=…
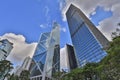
left=82, top=28, right=120, bottom=80
left=61, top=63, right=99, bottom=80
left=82, top=63, right=99, bottom=80
left=8, top=74, right=19, bottom=80
left=53, top=71, right=64, bottom=80
left=0, top=60, right=13, bottom=80
left=62, top=68, right=84, bottom=80
left=19, top=70, right=30, bottom=80
left=98, top=28, right=120, bottom=80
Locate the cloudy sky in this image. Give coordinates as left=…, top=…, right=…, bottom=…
left=0, top=0, right=119, bottom=67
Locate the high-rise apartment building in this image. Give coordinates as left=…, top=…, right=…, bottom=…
left=0, top=39, right=13, bottom=61
left=60, top=44, right=77, bottom=72
left=66, top=4, right=109, bottom=67
left=30, top=22, right=60, bottom=80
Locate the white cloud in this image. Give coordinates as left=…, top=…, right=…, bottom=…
left=39, top=23, right=51, bottom=29
left=97, top=2, right=120, bottom=41
left=44, top=6, right=50, bottom=17
left=91, top=11, right=96, bottom=16
left=60, top=0, right=120, bottom=40
left=0, top=33, right=37, bottom=66
left=40, top=24, right=46, bottom=28
left=39, top=6, right=51, bottom=29
left=44, top=6, right=51, bottom=23
left=60, top=27, right=66, bottom=32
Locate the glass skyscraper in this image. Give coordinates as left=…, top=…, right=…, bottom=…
left=0, top=39, right=13, bottom=80
left=30, top=22, right=60, bottom=80
left=0, top=39, right=13, bottom=61
left=66, top=4, right=109, bottom=67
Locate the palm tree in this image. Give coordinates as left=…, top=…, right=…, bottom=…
left=0, top=60, right=13, bottom=80
left=19, top=70, right=30, bottom=80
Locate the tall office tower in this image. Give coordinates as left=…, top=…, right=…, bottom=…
left=0, top=39, right=13, bottom=80
left=21, top=56, right=32, bottom=70
left=0, top=39, right=13, bottom=61
left=30, top=22, right=60, bottom=80
left=60, top=44, right=77, bottom=72
left=66, top=4, right=109, bottom=67
left=15, top=56, right=32, bottom=76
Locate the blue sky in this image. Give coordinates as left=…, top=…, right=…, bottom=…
left=0, top=0, right=113, bottom=48
left=0, top=0, right=117, bottom=67
left=0, top=0, right=71, bottom=48
left=90, top=6, right=112, bottom=26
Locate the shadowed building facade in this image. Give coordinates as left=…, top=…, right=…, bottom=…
left=30, top=22, right=60, bottom=80
left=66, top=4, right=109, bottom=67
left=60, top=44, right=78, bottom=72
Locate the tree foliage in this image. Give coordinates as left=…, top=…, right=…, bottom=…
left=0, top=60, right=30, bottom=80
left=99, top=29, right=120, bottom=80
left=8, top=70, right=30, bottom=80
left=8, top=74, right=19, bottom=80
left=19, top=70, right=30, bottom=80
left=0, top=60, right=13, bottom=80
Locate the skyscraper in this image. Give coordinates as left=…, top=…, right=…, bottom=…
left=30, top=22, right=60, bottom=80
left=66, top=4, right=109, bottom=67
left=60, top=44, right=77, bottom=72
left=0, top=39, right=13, bottom=61
left=14, top=56, right=32, bottom=76
left=0, top=39, right=13, bottom=80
